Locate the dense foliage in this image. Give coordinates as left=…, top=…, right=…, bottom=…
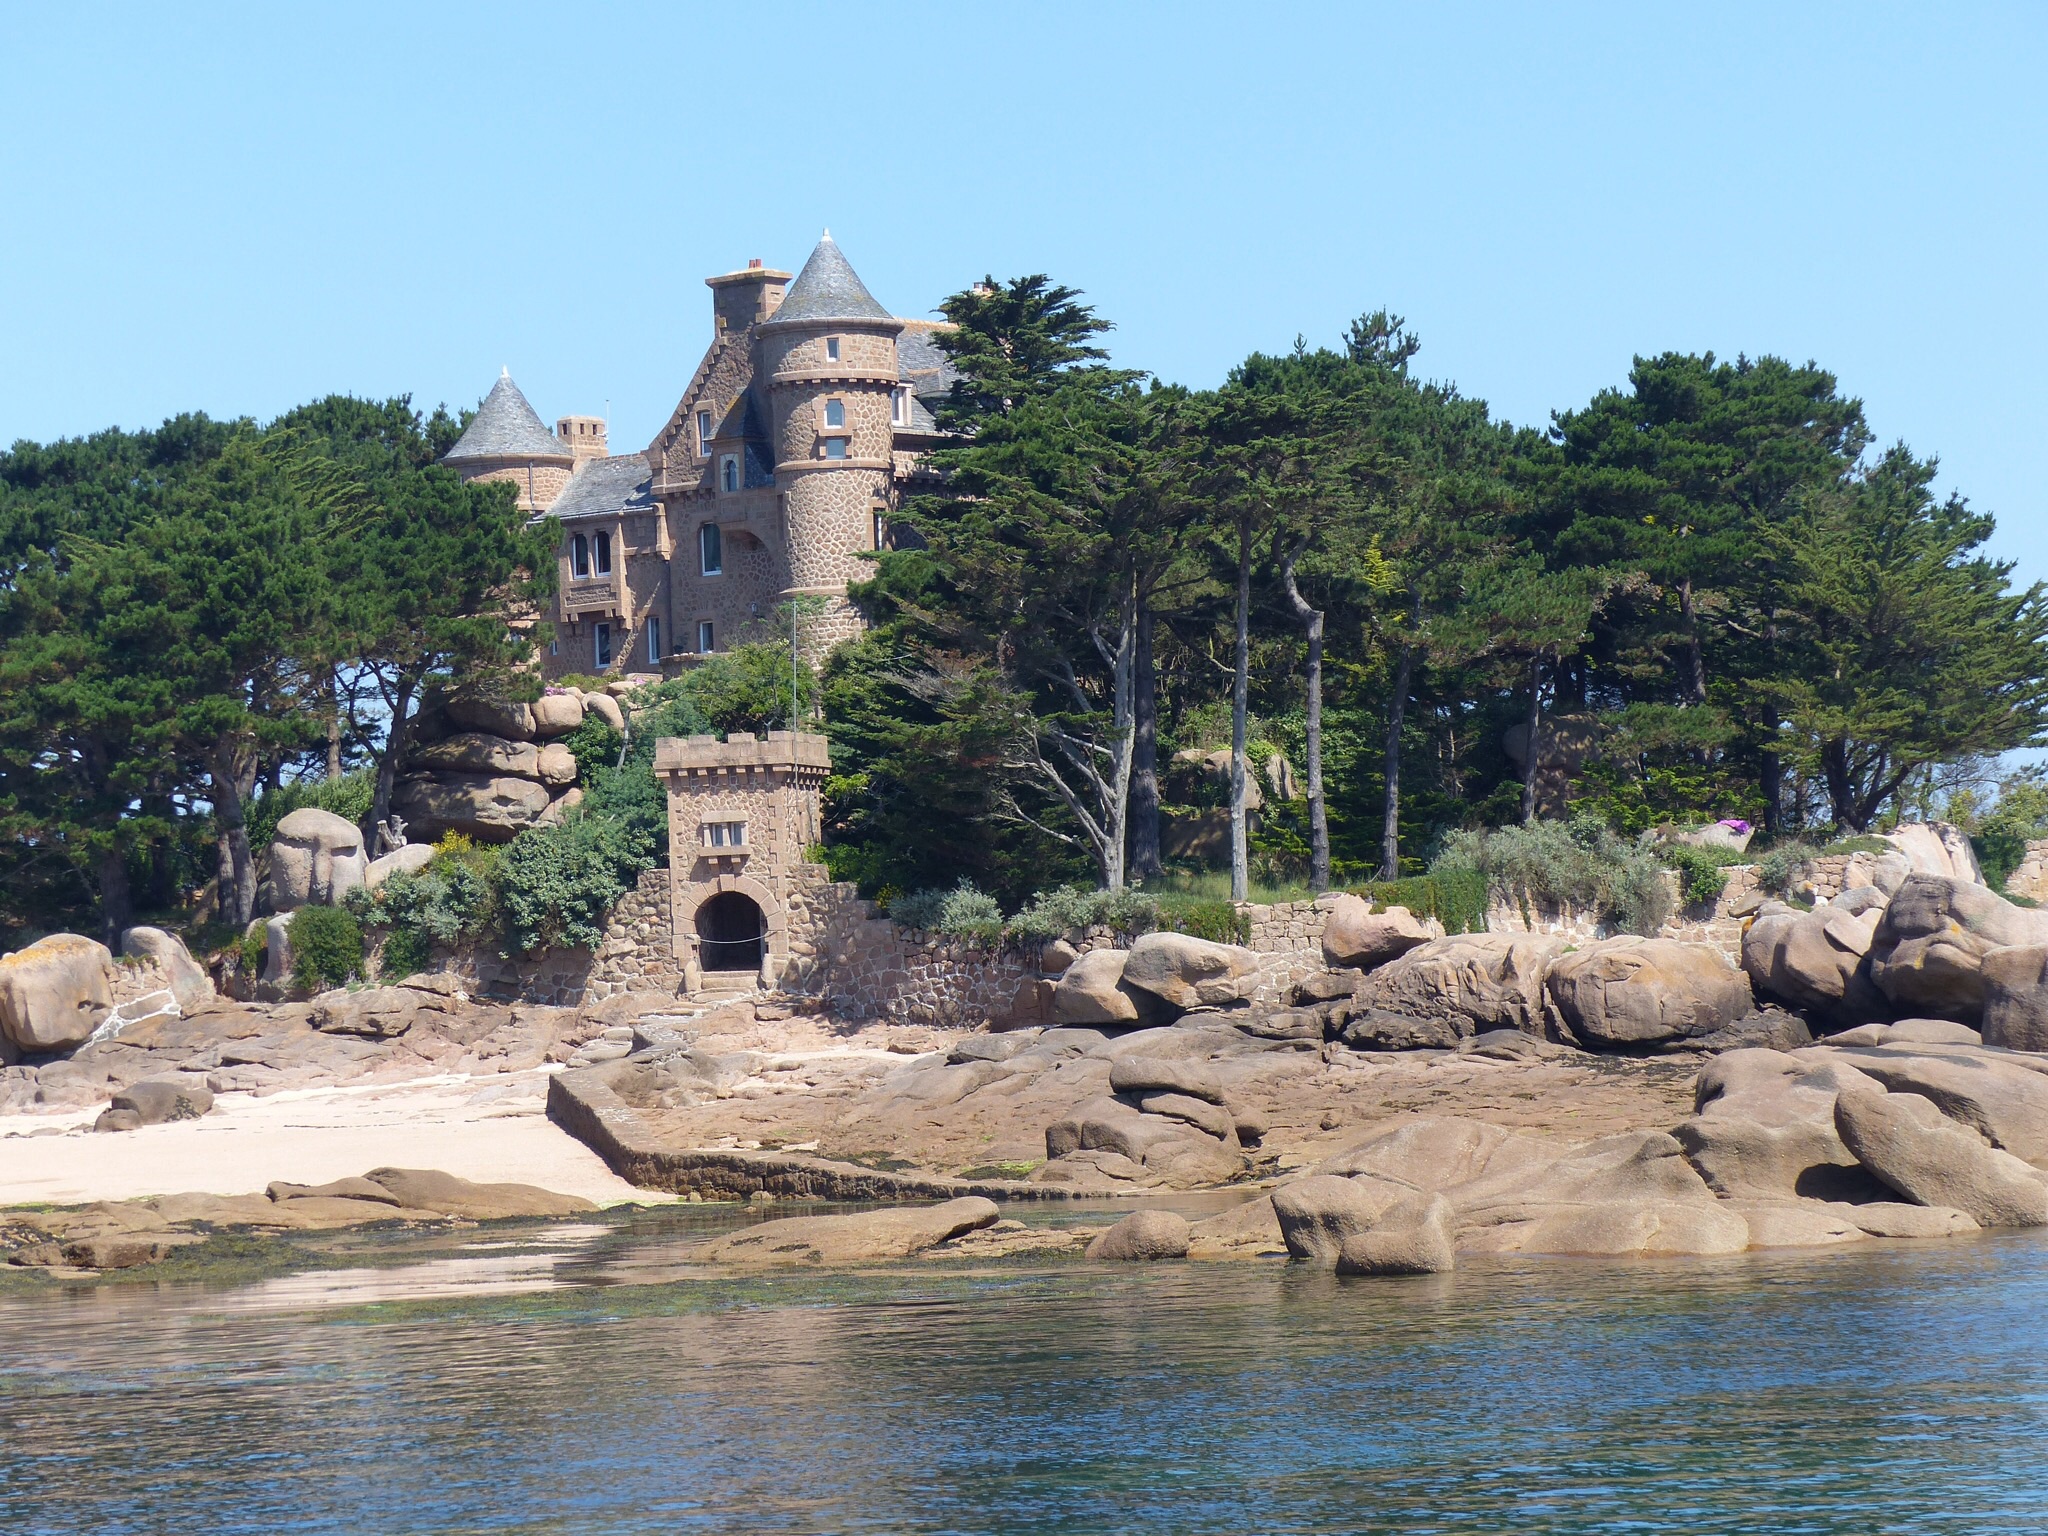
left=9, top=274, right=2047, bottom=955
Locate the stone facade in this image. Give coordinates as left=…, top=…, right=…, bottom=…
left=443, top=236, right=950, bottom=679
left=657, top=731, right=832, bottom=990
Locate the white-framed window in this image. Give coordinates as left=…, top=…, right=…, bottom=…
left=594, top=622, right=612, bottom=668
left=703, top=820, right=746, bottom=848
left=699, top=522, right=722, bottom=576
left=720, top=454, right=739, bottom=493
left=571, top=533, right=588, bottom=578
left=646, top=617, right=661, bottom=663
left=593, top=530, right=612, bottom=576
left=824, top=438, right=847, bottom=460
left=697, top=410, right=713, bottom=457
left=825, top=336, right=841, bottom=362
left=891, top=386, right=909, bottom=426
left=697, top=620, right=715, bottom=654
left=823, top=398, right=845, bottom=428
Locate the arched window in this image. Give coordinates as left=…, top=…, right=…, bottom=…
left=823, top=398, right=845, bottom=428
left=572, top=533, right=589, bottom=578
left=700, top=522, right=722, bottom=576
left=721, top=454, right=739, bottom=493
left=594, top=531, right=612, bottom=576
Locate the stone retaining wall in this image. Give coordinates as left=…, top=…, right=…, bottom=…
left=1484, top=865, right=1761, bottom=961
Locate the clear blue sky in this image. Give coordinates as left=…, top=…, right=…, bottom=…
left=5, top=3, right=2044, bottom=577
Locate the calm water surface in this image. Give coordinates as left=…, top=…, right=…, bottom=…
left=4, top=1204, right=2047, bottom=1535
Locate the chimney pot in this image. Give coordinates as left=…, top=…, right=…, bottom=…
left=748, top=258, right=763, bottom=270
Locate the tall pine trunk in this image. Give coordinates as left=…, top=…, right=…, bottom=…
left=1280, top=539, right=1327, bottom=892
left=1129, top=603, right=1163, bottom=881
left=1229, top=516, right=1251, bottom=903
left=210, top=743, right=258, bottom=928
left=97, top=843, right=133, bottom=948
left=1677, top=579, right=1707, bottom=705
left=326, top=669, right=344, bottom=780
left=368, top=676, right=418, bottom=845
left=1520, top=653, right=1543, bottom=826
left=1381, top=642, right=1414, bottom=880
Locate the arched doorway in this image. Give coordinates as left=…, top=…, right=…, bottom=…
left=695, top=890, right=766, bottom=973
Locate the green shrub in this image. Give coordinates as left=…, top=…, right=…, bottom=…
left=239, top=925, right=265, bottom=976
left=1660, top=842, right=1749, bottom=906
left=1822, top=834, right=1891, bottom=856
left=246, top=770, right=375, bottom=856
left=1432, top=817, right=1672, bottom=936
left=1755, top=840, right=1823, bottom=894
left=888, top=880, right=1004, bottom=943
left=289, top=905, right=363, bottom=991
left=378, top=927, right=433, bottom=980
left=1004, top=885, right=1162, bottom=943
left=1156, top=898, right=1250, bottom=946
left=496, top=812, right=652, bottom=954
left=559, top=716, right=624, bottom=786
left=1348, top=869, right=1490, bottom=935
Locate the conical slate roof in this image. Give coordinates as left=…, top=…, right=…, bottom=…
left=764, top=230, right=894, bottom=327
left=444, top=370, right=569, bottom=461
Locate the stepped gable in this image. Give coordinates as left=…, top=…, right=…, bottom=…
left=548, top=453, right=656, bottom=522
left=445, top=370, right=569, bottom=461
left=759, top=231, right=894, bottom=327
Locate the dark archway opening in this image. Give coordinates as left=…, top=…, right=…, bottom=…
left=696, top=891, right=765, bottom=973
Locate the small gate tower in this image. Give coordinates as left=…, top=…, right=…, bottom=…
left=655, top=730, right=831, bottom=993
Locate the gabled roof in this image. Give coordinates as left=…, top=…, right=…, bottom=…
left=897, top=322, right=959, bottom=399
left=444, top=371, right=569, bottom=461
left=545, top=453, right=655, bottom=522
left=764, top=231, right=894, bottom=327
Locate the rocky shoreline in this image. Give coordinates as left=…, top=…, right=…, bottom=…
left=11, top=848, right=2048, bottom=1283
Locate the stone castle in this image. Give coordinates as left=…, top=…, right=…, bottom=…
left=441, top=233, right=954, bottom=675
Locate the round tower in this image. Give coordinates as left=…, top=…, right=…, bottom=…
left=441, top=369, right=575, bottom=513
left=752, top=232, right=901, bottom=647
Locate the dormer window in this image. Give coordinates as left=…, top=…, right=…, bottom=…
left=825, top=337, right=841, bottom=363
left=720, top=454, right=740, bottom=493
left=572, top=533, right=590, bottom=578
left=697, top=410, right=713, bottom=457
left=823, top=398, right=845, bottom=428
left=593, top=531, right=612, bottom=576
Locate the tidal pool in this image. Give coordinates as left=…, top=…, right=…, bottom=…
left=4, top=1205, right=2046, bottom=1534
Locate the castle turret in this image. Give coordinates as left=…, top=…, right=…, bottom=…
left=752, top=232, right=901, bottom=644
left=443, top=370, right=576, bottom=512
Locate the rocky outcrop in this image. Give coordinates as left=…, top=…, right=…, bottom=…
left=1884, top=821, right=1984, bottom=884
left=1085, top=1209, right=1192, bottom=1261
left=1119, top=931, right=1261, bottom=1011
left=531, top=691, right=586, bottom=738
left=1741, top=901, right=1884, bottom=1023
left=1350, top=933, right=1563, bottom=1038
left=1335, top=1193, right=1455, bottom=1275
left=1833, top=1086, right=2048, bottom=1227
left=699, top=1197, right=1000, bottom=1264
left=1271, top=1174, right=1408, bottom=1264
left=266, top=808, right=367, bottom=908
left=0, top=934, right=114, bottom=1055
left=93, top=1078, right=214, bottom=1132
left=1050, top=949, right=1142, bottom=1026
left=365, top=843, right=437, bottom=890
left=119, top=926, right=213, bottom=1012
left=1980, top=945, right=2048, bottom=1051
left=1320, top=896, right=1434, bottom=972
left=444, top=694, right=537, bottom=741
left=1866, top=874, right=2048, bottom=1021
left=1544, top=937, right=1753, bottom=1048
left=392, top=772, right=554, bottom=843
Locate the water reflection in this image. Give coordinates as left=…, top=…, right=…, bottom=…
left=3, top=1209, right=2045, bottom=1534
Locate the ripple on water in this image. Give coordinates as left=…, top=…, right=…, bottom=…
left=3, top=1221, right=2047, bottom=1535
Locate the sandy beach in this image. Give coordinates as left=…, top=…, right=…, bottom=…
left=0, top=1068, right=659, bottom=1208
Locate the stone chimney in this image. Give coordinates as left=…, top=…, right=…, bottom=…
left=706, top=258, right=793, bottom=334
left=556, top=415, right=607, bottom=461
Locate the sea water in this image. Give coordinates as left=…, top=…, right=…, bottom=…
left=4, top=1206, right=2047, bottom=1534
